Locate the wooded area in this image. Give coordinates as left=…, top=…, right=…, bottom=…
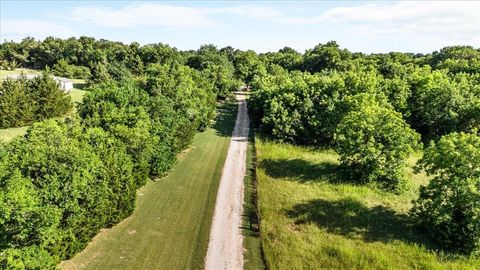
left=0, top=37, right=479, bottom=268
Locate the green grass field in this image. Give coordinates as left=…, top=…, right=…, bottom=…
left=0, top=126, right=28, bottom=142
left=60, top=101, right=237, bottom=270
left=255, top=139, right=480, bottom=270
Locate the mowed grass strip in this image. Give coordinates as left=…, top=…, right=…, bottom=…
left=60, top=101, right=237, bottom=270
left=256, top=139, right=480, bottom=270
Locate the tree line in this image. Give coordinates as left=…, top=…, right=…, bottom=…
left=248, top=42, right=480, bottom=256
left=0, top=38, right=247, bottom=269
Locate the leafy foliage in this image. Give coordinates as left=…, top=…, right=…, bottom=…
left=0, top=73, right=72, bottom=128
left=411, top=133, right=480, bottom=255
left=334, top=98, right=421, bottom=190
left=0, top=37, right=221, bottom=267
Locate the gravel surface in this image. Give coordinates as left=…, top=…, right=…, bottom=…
left=205, top=91, right=249, bottom=270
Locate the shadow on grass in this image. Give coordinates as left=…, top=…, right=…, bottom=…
left=287, top=197, right=439, bottom=249
left=213, top=100, right=237, bottom=138
left=259, top=158, right=340, bottom=183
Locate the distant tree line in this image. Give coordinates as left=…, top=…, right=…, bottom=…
left=0, top=37, right=244, bottom=99
left=248, top=41, right=480, bottom=255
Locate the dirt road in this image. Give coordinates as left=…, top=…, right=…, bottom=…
left=205, top=91, right=249, bottom=270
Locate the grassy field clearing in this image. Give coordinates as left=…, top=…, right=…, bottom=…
left=60, top=101, right=237, bottom=270
left=0, top=126, right=29, bottom=142
left=256, top=139, right=480, bottom=270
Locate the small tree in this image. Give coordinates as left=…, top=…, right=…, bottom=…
left=334, top=104, right=420, bottom=190
left=411, top=132, right=480, bottom=255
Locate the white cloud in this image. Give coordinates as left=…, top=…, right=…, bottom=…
left=0, top=19, right=76, bottom=41
left=271, top=2, right=480, bottom=45
left=322, top=2, right=478, bottom=38
left=67, top=4, right=287, bottom=29
left=216, top=6, right=283, bottom=20
left=65, top=2, right=479, bottom=46
left=69, top=4, right=219, bottom=29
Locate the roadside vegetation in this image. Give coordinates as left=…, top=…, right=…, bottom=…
left=0, top=36, right=478, bottom=269
left=242, top=131, right=265, bottom=270
left=255, top=139, right=480, bottom=269
left=61, top=101, right=236, bottom=269
left=249, top=42, right=480, bottom=263
left=0, top=38, right=241, bottom=269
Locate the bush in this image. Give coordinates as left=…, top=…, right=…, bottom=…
left=52, top=59, right=91, bottom=79
left=334, top=99, right=421, bottom=190
left=411, top=132, right=480, bottom=255
left=0, top=246, right=56, bottom=270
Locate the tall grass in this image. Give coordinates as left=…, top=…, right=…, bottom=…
left=256, top=139, right=480, bottom=270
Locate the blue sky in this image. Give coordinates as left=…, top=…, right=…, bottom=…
left=1, top=1, right=479, bottom=53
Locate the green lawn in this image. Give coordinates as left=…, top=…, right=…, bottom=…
left=255, top=139, right=480, bottom=270
left=60, top=101, right=237, bottom=270
left=69, top=89, right=86, bottom=113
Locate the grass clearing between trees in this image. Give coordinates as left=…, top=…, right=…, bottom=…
left=60, top=101, right=237, bottom=270
left=255, top=139, right=480, bottom=270
left=0, top=126, right=28, bottom=142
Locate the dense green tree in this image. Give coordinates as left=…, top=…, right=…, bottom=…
left=334, top=99, right=421, bottom=190
left=429, top=46, right=480, bottom=74
left=411, top=132, right=480, bottom=254
left=234, top=50, right=266, bottom=85
left=0, top=246, right=56, bottom=270
left=0, top=77, right=36, bottom=128
left=29, top=73, right=72, bottom=120
left=2, top=120, right=110, bottom=259
left=407, top=68, right=472, bottom=139
left=0, top=74, right=72, bottom=129
left=303, top=41, right=351, bottom=72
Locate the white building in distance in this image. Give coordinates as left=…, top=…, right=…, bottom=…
left=3, top=74, right=73, bottom=92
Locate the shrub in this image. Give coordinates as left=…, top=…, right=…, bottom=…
left=52, top=59, right=91, bottom=80
left=2, top=120, right=110, bottom=259
left=334, top=101, right=421, bottom=190
left=0, top=246, right=56, bottom=270
left=411, top=132, right=480, bottom=255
